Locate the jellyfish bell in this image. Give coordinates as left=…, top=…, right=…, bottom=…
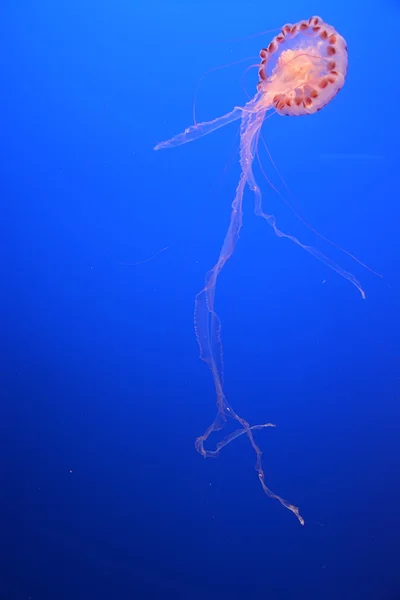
left=258, top=16, right=348, bottom=115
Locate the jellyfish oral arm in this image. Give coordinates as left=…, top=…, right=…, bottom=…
left=192, top=104, right=305, bottom=526
left=154, top=106, right=244, bottom=150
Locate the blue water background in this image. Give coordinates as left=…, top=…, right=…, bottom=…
left=1, top=0, right=399, bottom=598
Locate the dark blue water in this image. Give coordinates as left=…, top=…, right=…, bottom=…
left=1, top=1, right=399, bottom=598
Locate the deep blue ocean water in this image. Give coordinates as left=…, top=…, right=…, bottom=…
left=1, top=1, right=400, bottom=598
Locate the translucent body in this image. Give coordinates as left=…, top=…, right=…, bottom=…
left=155, top=17, right=360, bottom=525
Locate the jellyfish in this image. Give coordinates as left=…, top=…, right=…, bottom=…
left=155, top=17, right=362, bottom=525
